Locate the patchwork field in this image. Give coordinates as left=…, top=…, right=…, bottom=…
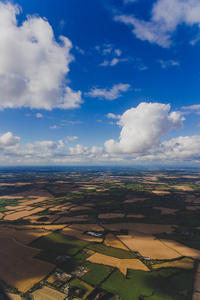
left=0, top=168, right=199, bottom=299
left=4, top=207, right=45, bottom=221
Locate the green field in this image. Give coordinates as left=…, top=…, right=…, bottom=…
left=82, top=262, right=113, bottom=286
left=86, top=243, right=135, bottom=259
left=168, top=271, right=194, bottom=294
left=30, top=232, right=89, bottom=255
left=68, top=278, right=94, bottom=299
left=101, top=269, right=182, bottom=300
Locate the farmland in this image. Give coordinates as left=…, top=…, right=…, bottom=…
left=0, top=167, right=200, bottom=299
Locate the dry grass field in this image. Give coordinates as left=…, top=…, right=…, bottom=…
left=152, top=257, right=194, bottom=270
left=152, top=190, right=170, bottom=195
left=103, top=223, right=176, bottom=235
left=60, top=227, right=103, bottom=242
left=87, top=253, right=149, bottom=275
left=46, top=274, right=57, bottom=284
left=69, top=223, right=103, bottom=231
left=154, top=207, right=178, bottom=215
left=0, top=212, right=4, bottom=218
left=124, top=198, right=149, bottom=203
left=98, top=213, right=125, bottom=219
left=194, top=263, right=200, bottom=293
left=4, top=207, right=45, bottom=221
left=0, top=236, right=55, bottom=292
left=32, top=286, right=66, bottom=300
left=55, top=216, right=88, bottom=223
left=104, top=233, right=129, bottom=250
left=173, top=185, right=194, bottom=191
left=161, top=239, right=200, bottom=259
left=6, top=224, right=67, bottom=231
left=126, top=214, right=145, bottom=218
left=70, top=205, right=92, bottom=212
left=7, top=294, right=22, bottom=300
left=0, top=227, right=51, bottom=244
left=118, top=234, right=181, bottom=260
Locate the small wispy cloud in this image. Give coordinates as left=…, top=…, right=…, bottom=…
left=85, top=83, right=131, bottom=101
left=107, top=113, right=121, bottom=119
left=158, top=59, right=180, bottom=69
left=66, top=136, right=78, bottom=142
left=50, top=125, right=60, bottom=129
left=36, top=113, right=43, bottom=118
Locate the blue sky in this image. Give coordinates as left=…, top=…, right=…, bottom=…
left=0, top=0, right=200, bottom=165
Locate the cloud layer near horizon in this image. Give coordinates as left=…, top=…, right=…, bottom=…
left=0, top=2, right=82, bottom=110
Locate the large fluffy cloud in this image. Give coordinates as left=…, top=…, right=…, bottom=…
left=0, top=132, right=20, bottom=147
left=0, top=2, right=82, bottom=110
left=105, top=102, right=184, bottom=153
left=114, top=0, right=200, bottom=47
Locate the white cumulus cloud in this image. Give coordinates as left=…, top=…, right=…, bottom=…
left=85, top=83, right=131, bottom=100
left=0, top=2, right=82, bottom=110
left=0, top=132, right=20, bottom=148
left=105, top=102, right=184, bottom=154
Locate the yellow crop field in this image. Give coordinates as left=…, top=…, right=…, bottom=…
left=118, top=234, right=181, bottom=260
left=6, top=224, right=66, bottom=230
left=69, top=223, right=103, bottom=231
left=0, top=236, right=55, bottom=292
left=7, top=294, right=21, bottom=300
left=126, top=214, right=145, bottom=218
left=173, top=185, right=194, bottom=191
left=152, top=190, right=170, bottom=195
left=152, top=257, right=194, bottom=270
left=32, top=286, right=66, bottom=300
left=98, top=213, right=125, bottom=219
left=4, top=207, right=45, bottom=221
left=87, top=253, right=149, bottom=275
left=161, top=239, right=200, bottom=259
left=104, top=233, right=129, bottom=250
left=104, top=223, right=176, bottom=235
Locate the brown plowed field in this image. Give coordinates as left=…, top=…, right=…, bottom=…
left=0, top=236, right=55, bottom=292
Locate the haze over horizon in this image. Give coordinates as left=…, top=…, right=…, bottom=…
left=0, top=0, right=200, bottom=166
